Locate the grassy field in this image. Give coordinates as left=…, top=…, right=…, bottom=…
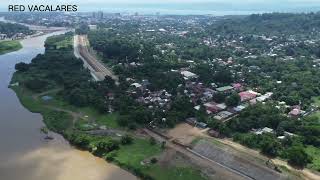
left=312, top=96, right=320, bottom=107
left=113, top=139, right=206, bottom=180
left=147, top=166, right=207, bottom=180
left=0, top=40, right=22, bottom=55
left=55, top=36, right=73, bottom=49
left=46, top=34, right=73, bottom=49
left=306, top=146, right=320, bottom=171
left=114, top=138, right=162, bottom=167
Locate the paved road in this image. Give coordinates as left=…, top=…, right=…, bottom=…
left=74, top=35, right=118, bottom=82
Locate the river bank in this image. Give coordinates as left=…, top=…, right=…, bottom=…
left=0, top=31, right=137, bottom=180
left=0, top=40, right=22, bottom=55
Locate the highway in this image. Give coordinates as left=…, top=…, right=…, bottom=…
left=74, top=35, right=118, bottom=82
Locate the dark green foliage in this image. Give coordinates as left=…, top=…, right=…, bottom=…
left=260, top=135, right=282, bottom=157
left=149, top=137, right=156, bottom=145
left=233, top=133, right=281, bottom=157
left=65, top=131, right=91, bottom=149
left=211, top=13, right=320, bottom=36
left=0, top=22, right=32, bottom=37
left=43, top=111, right=72, bottom=133
left=225, top=93, right=241, bottom=107
left=150, top=158, right=158, bottom=164
left=94, top=139, right=120, bottom=155
left=287, top=146, right=312, bottom=168
left=233, top=133, right=261, bottom=149
left=121, top=134, right=133, bottom=145
left=65, top=131, right=120, bottom=156
left=212, top=92, right=226, bottom=103
left=208, top=118, right=230, bottom=136
left=193, top=63, right=233, bottom=85
left=24, top=78, right=48, bottom=92
left=105, top=151, right=117, bottom=161
left=75, top=23, right=90, bottom=35
left=15, top=62, right=29, bottom=72
left=227, top=103, right=289, bottom=132
left=18, top=33, right=111, bottom=112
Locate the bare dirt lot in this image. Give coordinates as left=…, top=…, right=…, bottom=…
left=166, top=123, right=207, bottom=145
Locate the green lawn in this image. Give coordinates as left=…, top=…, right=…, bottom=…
left=46, top=34, right=73, bottom=49
left=147, top=165, right=207, bottom=180
left=306, top=146, right=320, bottom=171
left=0, top=40, right=22, bottom=55
left=113, top=139, right=206, bottom=180
left=55, top=36, right=73, bottom=49
left=310, top=112, right=320, bottom=120
left=114, top=138, right=162, bottom=167
left=312, top=96, right=320, bottom=107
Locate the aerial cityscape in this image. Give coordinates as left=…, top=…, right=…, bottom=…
left=1, top=1, right=320, bottom=180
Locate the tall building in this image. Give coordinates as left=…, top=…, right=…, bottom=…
left=97, top=11, right=103, bottom=20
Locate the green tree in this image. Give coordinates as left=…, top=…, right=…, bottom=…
left=287, top=146, right=312, bottom=168
left=225, top=93, right=241, bottom=107
left=15, top=62, right=29, bottom=72
left=149, top=137, right=156, bottom=145
left=260, top=136, right=281, bottom=157
left=120, top=134, right=133, bottom=145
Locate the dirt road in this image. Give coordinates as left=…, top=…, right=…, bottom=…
left=32, top=89, right=92, bottom=127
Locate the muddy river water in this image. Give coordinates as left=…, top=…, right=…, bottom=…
left=0, top=32, right=136, bottom=180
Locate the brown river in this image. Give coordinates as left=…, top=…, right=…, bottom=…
left=0, top=32, right=137, bottom=180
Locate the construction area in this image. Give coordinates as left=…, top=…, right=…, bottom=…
left=142, top=123, right=310, bottom=180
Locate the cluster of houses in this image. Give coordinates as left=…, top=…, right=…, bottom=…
left=180, top=70, right=273, bottom=122
left=251, top=127, right=296, bottom=140
left=85, top=15, right=315, bottom=130
left=0, top=34, right=7, bottom=40
left=125, top=66, right=277, bottom=132
left=0, top=33, right=26, bottom=40
left=127, top=79, right=172, bottom=112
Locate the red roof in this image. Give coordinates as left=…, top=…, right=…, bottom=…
left=289, top=109, right=300, bottom=116
left=239, top=91, right=257, bottom=102
left=232, top=83, right=242, bottom=89
left=204, top=102, right=222, bottom=113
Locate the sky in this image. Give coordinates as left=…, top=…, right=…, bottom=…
left=2, top=0, right=320, bottom=15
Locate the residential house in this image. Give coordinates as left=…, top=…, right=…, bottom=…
left=239, top=90, right=259, bottom=102
left=181, top=70, right=198, bottom=80
left=216, top=86, right=234, bottom=93
left=204, top=102, right=226, bottom=114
